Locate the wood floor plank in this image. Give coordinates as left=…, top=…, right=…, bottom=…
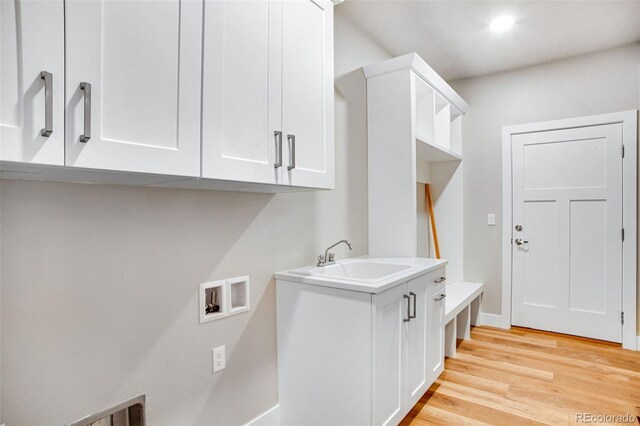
left=434, top=379, right=568, bottom=425
left=463, top=334, right=640, bottom=379
left=437, top=369, right=510, bottom=396
left=402, top=326, right=640, bottom=426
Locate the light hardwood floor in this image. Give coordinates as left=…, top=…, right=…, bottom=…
left=401, top=326, right=640, bottom=425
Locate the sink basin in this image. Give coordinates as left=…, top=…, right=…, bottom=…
left=276, top=257, right=448, bottom=293
left=298, top=260, right=412, bottom=281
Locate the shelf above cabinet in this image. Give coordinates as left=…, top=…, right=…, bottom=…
left=416, top=136, right=462, bottom=162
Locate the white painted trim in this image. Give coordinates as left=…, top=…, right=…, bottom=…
left=362, top=53, right=468, bottom=114
left=501, top=110, right=638, bottom=350
left=479, top=313, right=505, bottom=328
left=501, top=125, right=514, bottom=331
left=621, top=111, right=638, bottom=351
left=245, top=404, right=279, bottom=426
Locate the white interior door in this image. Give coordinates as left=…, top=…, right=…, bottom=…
left=511, top=124, right=623, bottom=342
left=201, top=0, right=282, bottom=184
left=1, top=0, right=64, bottom=165
left=281, top=0, right=334, bottom=189
left=65, top=0, right=202, bottom=176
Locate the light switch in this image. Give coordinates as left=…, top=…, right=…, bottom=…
left=488, top=214, right=496, bottom=226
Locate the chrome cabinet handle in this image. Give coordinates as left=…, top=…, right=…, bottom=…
left=274, top=131, right=283, bottom=168
left=287, top=134, right=296, bottom=170
left=403, top=294, right=411, bottom=322
left=434, top=293, right=446, bottom=302
left=434, top=276, right=446, bottom=283
left=409, top=292, right=417, bottom=319
left=79, top=82, right=91, bottom=142
left=40, top=71, right=53, bottom=137
left=515, top=238, right=529, bottom=246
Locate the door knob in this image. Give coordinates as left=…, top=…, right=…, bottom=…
left=515, top=238, right=529, bottom=246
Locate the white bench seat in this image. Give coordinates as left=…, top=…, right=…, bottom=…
left=444, top=282, right=484, bottom=358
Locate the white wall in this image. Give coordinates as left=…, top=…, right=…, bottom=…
left=450, top=43, right=640, bottom=326
left=0, top=13, right=390, bottom=425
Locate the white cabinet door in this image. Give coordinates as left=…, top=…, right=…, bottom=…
left=281, top=0, right=334, bottom=189
left=201, top=0, right=283, bottom=184
left=406, top=274, right=430, bottom=409
left=65, top=0, right=202, bottom=176
left=373, top=284, right=407, bottom=426
left=1, top=0, right=64, bottom=165
left=427, top=285, right=446, bottom=382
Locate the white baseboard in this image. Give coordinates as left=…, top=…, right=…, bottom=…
left=245, top=404, right=279, bottom=426
left=479, top=313, right=506, bottom=328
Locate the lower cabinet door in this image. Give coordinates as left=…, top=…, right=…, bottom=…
left=373, top=283, right=408, bottom=426
left=428, top=285, right=446, bottom=382
left=406, top=274, right=430, bottom=409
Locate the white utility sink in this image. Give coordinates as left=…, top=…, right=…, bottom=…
left=307, top=260, right=411, bottom=280
left=277, top=257, right=448, bottom=293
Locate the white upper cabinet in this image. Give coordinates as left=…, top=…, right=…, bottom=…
left=3, top=0, right=334, bottom=191
left=64, top=0, right=202, bottom=177
left=1, top=0, right=64, bottom=166
left=281, top=0, right=334, bottom=189
left=201, top=0, right=282, bottom=184
left=202, top=0, right=334, bottom=189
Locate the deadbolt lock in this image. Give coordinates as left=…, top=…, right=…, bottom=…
left=515, top=224, right=523, bottom=231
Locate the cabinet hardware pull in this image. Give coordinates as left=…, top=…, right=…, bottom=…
left=434, top=276, right=446, bottom=283
left=434, top=293, right=446, bottom=301
left=79, top=82, right=91, bottom=142
left=274, top=131, right=283, bottom=168
left=40, top=71, right=53, bottom=137
left=403, top=294, right=411, bottom=322
left=287, top=134, right=296, bottom=170
left=409, top=292, right=417, bottom=319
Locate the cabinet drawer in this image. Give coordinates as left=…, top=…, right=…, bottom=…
left=427, top=267, right=447, bottom=292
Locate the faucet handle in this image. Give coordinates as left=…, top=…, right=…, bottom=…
left=317, top=255, right=325, bottom=267
left=328, top=253, right=335, bottom=262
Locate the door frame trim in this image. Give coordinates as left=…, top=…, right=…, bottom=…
left=501, top=110, right=638, bottom=350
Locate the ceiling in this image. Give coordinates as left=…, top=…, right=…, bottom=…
left=337, top=1, right=640, bottom=81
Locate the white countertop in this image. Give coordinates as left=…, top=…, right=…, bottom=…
left=274, top=257, right=448, bottom=294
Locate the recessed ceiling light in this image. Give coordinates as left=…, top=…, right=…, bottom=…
left=490, top=15, right=514, bottom=33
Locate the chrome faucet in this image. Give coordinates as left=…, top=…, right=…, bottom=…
left=317, top=240, right=352, bottom=266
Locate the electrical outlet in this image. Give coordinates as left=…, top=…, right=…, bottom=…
left=213, top=345, right=225, bottom=373
left=488, top=214, right=496, bottom=226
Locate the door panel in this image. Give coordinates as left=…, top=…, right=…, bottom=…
left=65, top=0, right=201, bottom=176
left=406, top=275, right=428, bottom=409
left=512, top=124, right=622, bottom=342
left=281, top=0, right=334, bottom=188
left=521, top=201, right=558, bottom=309
left=373, top=284, right=407, bottom=426
left=1, top=0, right=64, bottom=165
left=523, top=137, right=606, bottom=189
left=201, top=0, right=282, bottom=183
left=569, top=200, right=607, bottom=313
